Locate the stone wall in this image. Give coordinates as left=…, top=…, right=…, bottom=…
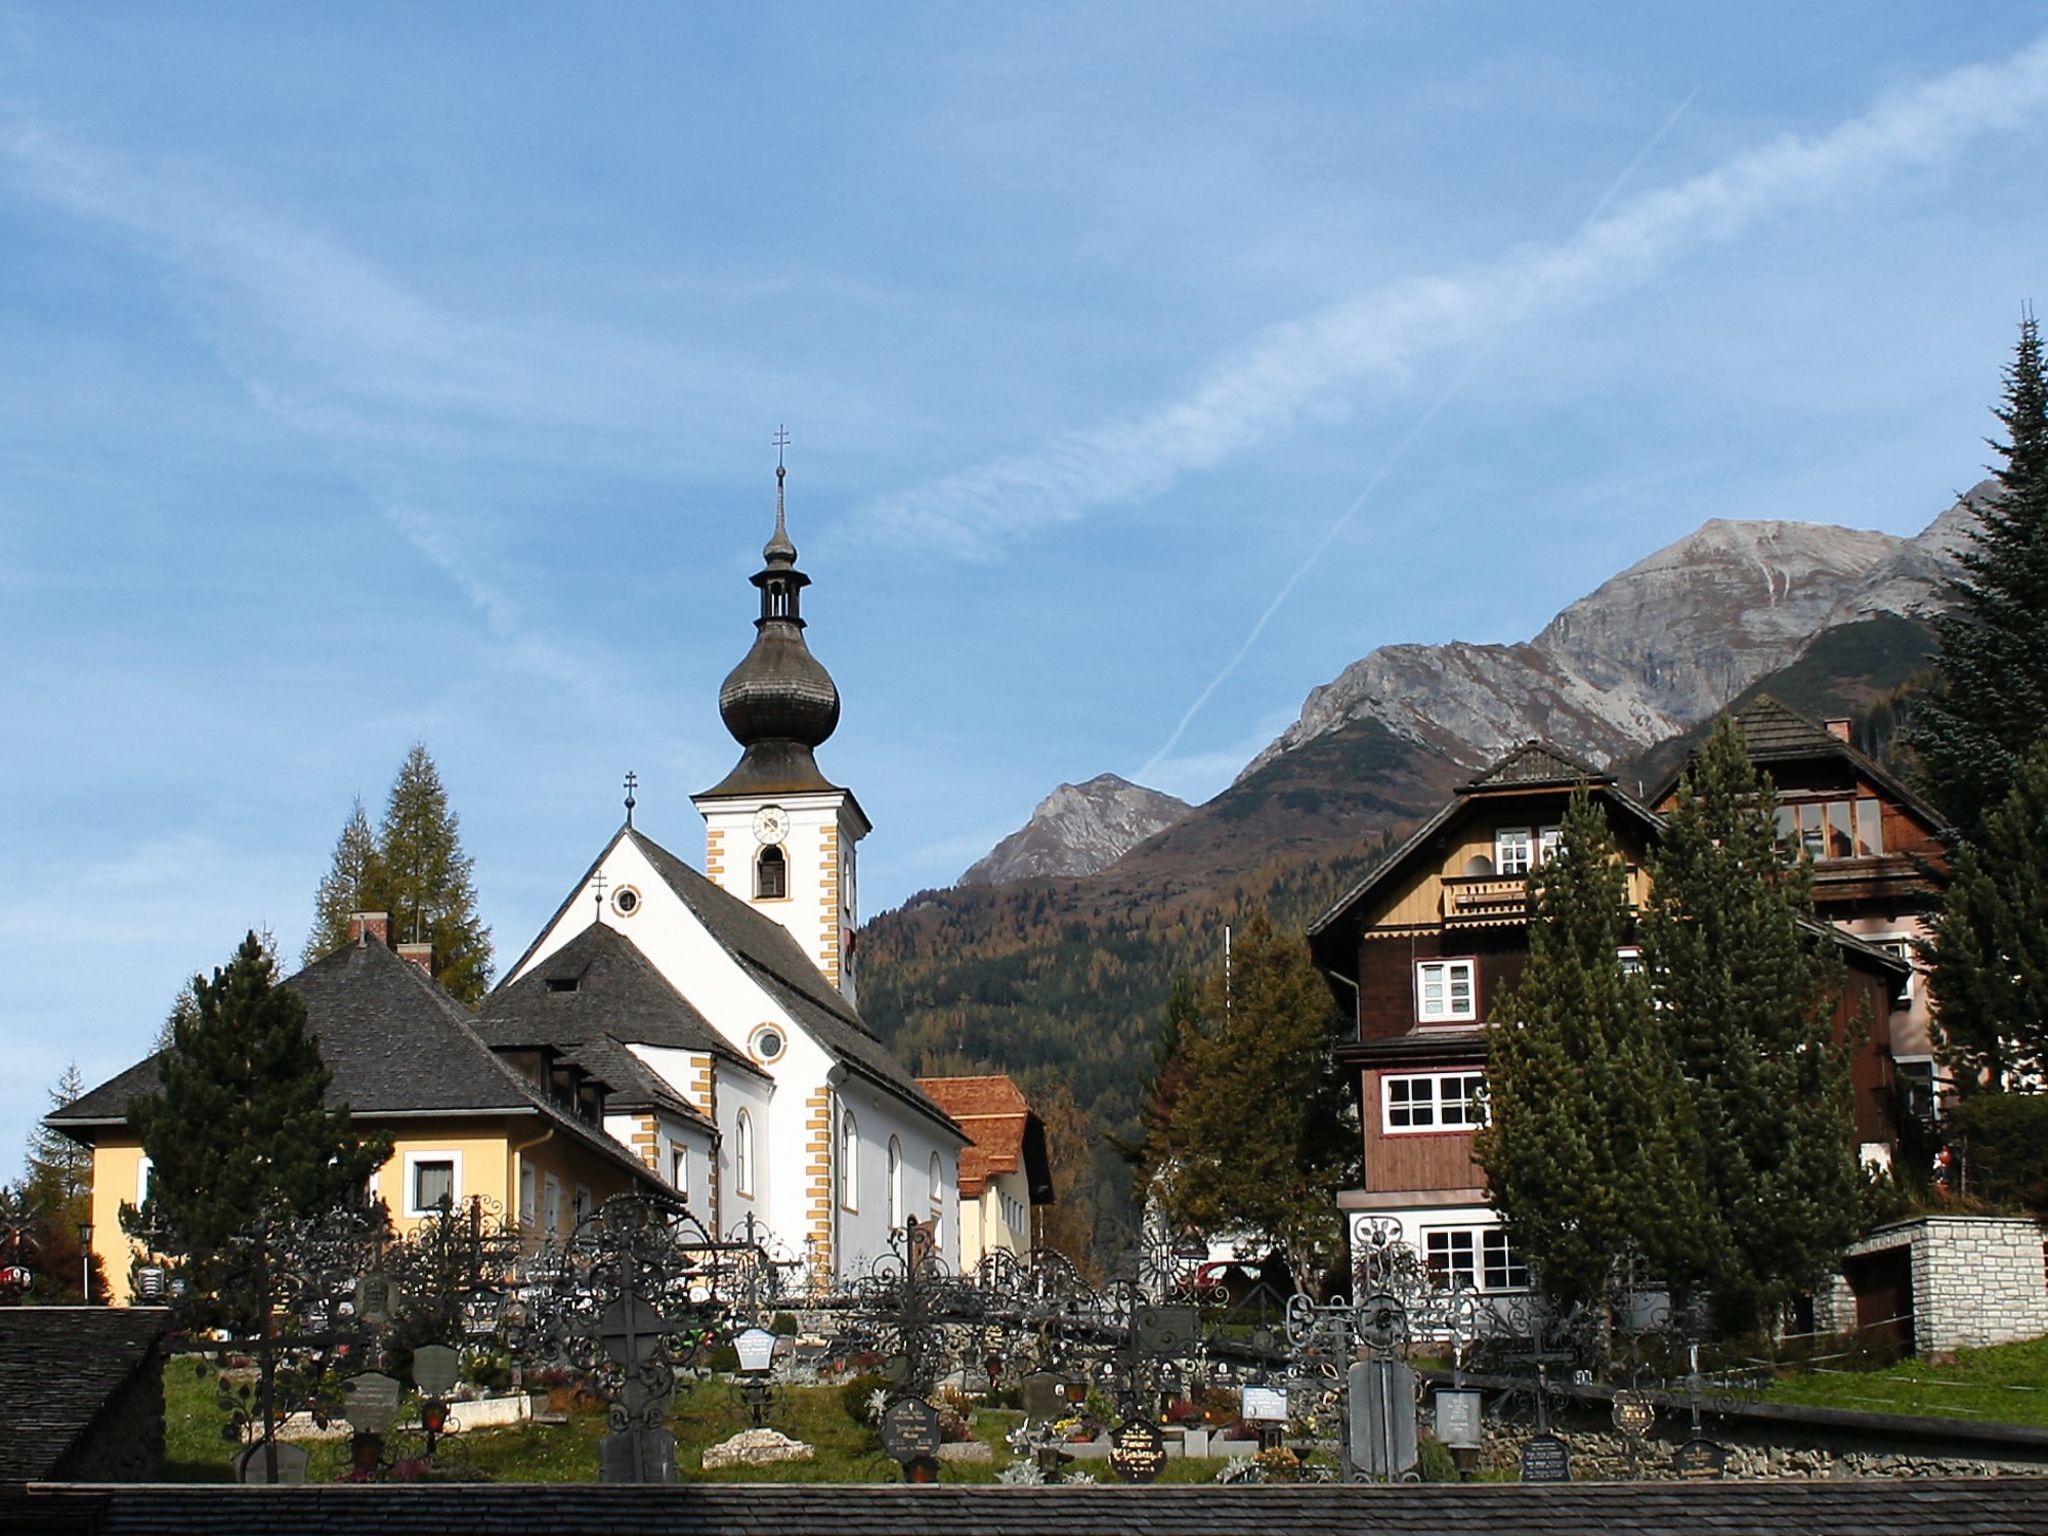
left=1483, top=1423, right=2047, bottom=1482
left=1825, top=1215, right=2048, bottom=1355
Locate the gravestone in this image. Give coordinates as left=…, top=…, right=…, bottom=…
left=1108, top=1420, right=1167, bottom=1484
left=1520, top=1432, right=1571, bottom=1483
left=235, top=1439, right=311, bottom=1485
left=1672, top=1438, right=1728, bottom=1479
left=601, top=1426, right=678, bottom=1483
left=341, top=1372, right=403, bottom=1435
left=1433, top=1385, right=1483, bottom=1451
left=1022, top=1371, right=1068, bottom=1421
left=411, top=1344, right=460, bottom=1399
left=1347, top=1359, right=1416, bottom=1480
left=881, top=1396, right=943, bottom=1483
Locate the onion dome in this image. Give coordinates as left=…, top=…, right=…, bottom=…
left=703, top=464, right=842, bottom=796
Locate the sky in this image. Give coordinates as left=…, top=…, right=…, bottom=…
left=4, top=4, right=2046, bottom=1162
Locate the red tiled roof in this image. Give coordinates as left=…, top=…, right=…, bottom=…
left=918, top=1075, right=1034, bottom=1197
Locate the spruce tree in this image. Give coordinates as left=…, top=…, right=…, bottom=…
left=302, top=797, right=389, bottom=966
left=1912, top=313, right=2048, bottom=845
left=20, top=1062, right=108, bottom=1302
left=1157, top=914, right=1355, bottom=1294
left=378, top=745, right=492, bottom=1003
left=1645, top=716, right=1861, bottom=1333
left=123, top=933, right=389, bottom=1329
left=1925, top=734, right=2048, bottom=1088
left=1476, top=788, right=1707, bottom=1315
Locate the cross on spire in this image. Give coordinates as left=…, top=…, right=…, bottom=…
left=591, top=869, right=608, bottom=924
left=623, top=770, right=638, bottom=828
left=773, top=424, right=790, bottom=469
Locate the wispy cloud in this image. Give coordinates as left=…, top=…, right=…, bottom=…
left=858, top=37, right=2048, bottom=562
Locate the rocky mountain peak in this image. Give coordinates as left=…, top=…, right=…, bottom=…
left=959, top=774, right=1191, bottom=886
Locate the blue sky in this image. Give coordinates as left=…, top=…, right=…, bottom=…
left=4, top=4, right=2046, bottom=1161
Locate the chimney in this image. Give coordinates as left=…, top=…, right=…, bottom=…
left=348, top=912, right=392, bottom=948
left=1825, top=718, right=1853, bottom=744
left=397, top=941, right=437, bottom=977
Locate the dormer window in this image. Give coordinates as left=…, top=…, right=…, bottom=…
left=546, top=977, right=579, bottom=993
left=755, top=844, right=788, bottom=900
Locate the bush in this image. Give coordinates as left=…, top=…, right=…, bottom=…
left=1951, top=1093, right=2048, bottom=1214
left=840, top=1371, right=892, bottom=1426
left=1416, top=1432, right=1457, bottom=1482
left=769, top=1311, right=799, bottom=1337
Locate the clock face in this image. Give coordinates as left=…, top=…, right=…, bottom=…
left=752, top=805, right=790, bottom=845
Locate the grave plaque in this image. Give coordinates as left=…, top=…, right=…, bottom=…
left=1022, top=1371, right=1068, bottom=1421
left=1520, top=1432, right=1571, bottom=1483
left=1133, top=1304, right=1200, bottom=1355
left=1672, top=1438, right=1728, bottom=1479
left=881, top=1395, right=943, bottom=1467
left=352, top=1273, right=392, bottom=1327
left=1610, top=1390, right=1655, bottom=1439
left=1433, top=1386, right=1483, bottom=1451
left=342, top=1371, right=403, bottom=1435
left=235, top=1439, right=311, bottom=1485
left=1108, top=1419, right=1168, bottom=1484
left=1240, top=1385, right=1289, bottom=1423
left=1347, top=1359, right=1417, bottom=1480
left=411, top=1343, right=461, bottom=1399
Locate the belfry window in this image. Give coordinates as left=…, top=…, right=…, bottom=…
left=755, top=844, right=787, bottom=899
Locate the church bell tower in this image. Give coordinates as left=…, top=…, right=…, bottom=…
left=692, top=452, right=869, bottom=1005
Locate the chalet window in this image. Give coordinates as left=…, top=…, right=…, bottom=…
left=1495, top=828, right=1533, bottom=876
left=407, top=1154, right=458, bottom=1217
left=755, top=844, right=788, bottom=900
left=1415, top=959, right=1477, bottom=1023
left=1873, top=938, right=1917, bottom=1010
left=1425, top=1224, right=1529, bottom=1292
left=1384, top=1071, right=1487, bottom=1132
left=1538, top=825, right=1562, bottom=865
left=1776, top=797, right=1885, bottom=862
left=1617, top=946, right=1644, bottom=977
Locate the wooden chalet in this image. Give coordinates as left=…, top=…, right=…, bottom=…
left=1307, top=740, right=1911, bottom=1296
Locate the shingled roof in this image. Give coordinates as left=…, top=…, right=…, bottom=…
left=0, top=1307, right=168, bottom=1481
left=1463, top=739, right=1608, bottom=789
left=48, top=940, right=667, bottom=1193
left=917, top=1076, right=1052, bottom=1201
left=10, top=1478, right=2048, bottom=1534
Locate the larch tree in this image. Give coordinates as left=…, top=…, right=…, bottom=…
left=19, top=1061, right=108, bottom=1302
left=1156, top=913, right=1355, bottom=1295
left=1644, top=716, right=1861, bottom=1334
left=122, top=932, right=390, bottom=1331
left=1475, top=788, right=1708, bottom=1315
left=1911, top=313, right=2048, bottom=846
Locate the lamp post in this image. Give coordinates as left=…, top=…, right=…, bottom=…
left=78, top=1220, right=94, bottom=1303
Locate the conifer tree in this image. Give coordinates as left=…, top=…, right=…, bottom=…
left=1157, top=914, right=1355, bottom=1294
left=304, top=748, right=492, bottom=1002
left=18, top=1062, right=108, bottom=1302
left=122, top=933, right=390, bottom=1329
left=1476, top=789, right=1707, bottom=1314
left=1925, top=734, right=2048, bottom=1088
left=1645, top=716, right=1860, bottom=1333
left=1912, top=313, right=2048, bottom=845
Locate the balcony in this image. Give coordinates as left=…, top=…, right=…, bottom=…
left=1442, top=876, right=1529, bottom=926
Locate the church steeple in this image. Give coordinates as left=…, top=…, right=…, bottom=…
left=703, top=457, right=842, bottom=798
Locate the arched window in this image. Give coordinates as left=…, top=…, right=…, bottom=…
left=755, top=844, right=787, bottom=900
left=838, top=1108, right=858, bottom=1212
left=887, top=1137, right=903, bottom=1229
left=928, top=1151, right=942, bottom=1206
left=734, top=1109, right=754, bottom=1197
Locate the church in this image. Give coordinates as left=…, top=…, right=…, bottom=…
left=480, top=458, right=968, bottom=1274
left=57, top=463, right=968, bottom=1294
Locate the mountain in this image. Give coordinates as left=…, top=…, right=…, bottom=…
left=959, top=774, right=1192, bottom=885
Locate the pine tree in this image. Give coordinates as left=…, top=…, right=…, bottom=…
left=1475, top=789, right=1708, bottom=1315
left=303, top=749, right=492, bottom=1002
left=1912, top=313, right=2048, bottom=845
left=18, top=1062, right=108, bottom=1302
left=1645, top=716, right=1861, bottom=1333
left=1156, top=914, right=1355, bottom=1294
left=302, top=798, right=389, bottom=966
left=1925, top=734, right=2048, bottom=1089
left=122, top=933, right=390, bottom=1329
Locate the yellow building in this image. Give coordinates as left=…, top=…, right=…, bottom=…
left=48, top=920, right=676, bottom=1305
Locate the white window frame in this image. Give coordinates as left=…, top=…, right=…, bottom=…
left=136, top=1155, right=156, bottom=1208
left=1871, top=936, right=1918, bottom=1010
left=669, top=1142, right=689, bottom=1199
left=519, top=1157, right=537, bottom=1228
left=1415, top=958, right=1477, bottom=1023
left=543, top=1173, right=562, bottom=1238
left=1423, top=1223, right=1531, bottom=1293
left=1494, top=827, right=1533, bottom=877
left=403, top=1150, right=462, bottom=1218
left=928, top=1150, right=943, bottom=1207
left=838, top=1107, right=859, bottom=1213
left=887, top=1136, right=903, bottom=1230
left=734, top=1109, right=754, bottom=1198
left=1382, top=1071, right=1488, bottom=1133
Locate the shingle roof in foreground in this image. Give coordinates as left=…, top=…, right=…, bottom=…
left=9, top=1477, right=2048, bottom=1536
left=0, top=1310, right=168, bottom=1481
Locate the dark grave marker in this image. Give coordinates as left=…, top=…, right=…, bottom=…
left=1022, top=1371, right=1067, bottom=1421
left=1108, top=1419, right=1167, bottom=1484
left=342, top=1372, right=402, bottom=1435
left=1520, top=1432, right=1571, bottom=1483
left=1672, top=1438, right=1728, bottom=1479
left=881, top=1396, right=943, bottom=1483
left=235, top=1439, right=311, bottom=1485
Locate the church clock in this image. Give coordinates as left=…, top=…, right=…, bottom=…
left=752, top=805, right=790, bottom=845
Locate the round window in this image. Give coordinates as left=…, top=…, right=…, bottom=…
left=750, top=1026, right=785, bottom=1064
left=611, top=885, right=642, bottom=918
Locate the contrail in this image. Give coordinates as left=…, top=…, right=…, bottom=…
left=1138, top=89, right=1700, bottom=781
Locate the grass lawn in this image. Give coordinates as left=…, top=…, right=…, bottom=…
left=1763, top=1337, right=2048, bottom=1428
left=162, top=1367, right=1254, bottom=1484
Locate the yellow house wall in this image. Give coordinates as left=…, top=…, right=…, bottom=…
left=87, top=1115, right=654, bottom=1305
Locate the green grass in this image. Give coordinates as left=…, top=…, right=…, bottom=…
left=162, top=1367, right=1260, bottom=1484
left=1764, top=1337, right=2048, bottom=1427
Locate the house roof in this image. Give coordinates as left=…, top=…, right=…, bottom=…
left=1652, top=696, right=1949, bottom=835
left=48, top=940, right=668, bottom=1194
left=9, top=1477, right=2047, bottom=1535
left=502, top=824, right=961, bottom=1143
left=1308, top=740, right=1660, bottom=951
left=0, top=1307, right=168, bottom=1480
left=916, top=1076, right=1053, bottom=1201
left=557, top=1033, right=717, bottom=1133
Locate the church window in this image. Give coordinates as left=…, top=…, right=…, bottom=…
left=755, top=844, right=788, bottom=900
left=839, top=1108, right=859, bottom=1212
left=611, top=884, right=641, bottom=918
left=928, top=1151, right=942, bottom=1207
left=735, top=1110, right=754, bottom=1197
left=749, top=1024, right=786, bottom=1064
left=887, top=1137, right=903, bottom=1229
left=670, top=1144, right=688, bottom=1198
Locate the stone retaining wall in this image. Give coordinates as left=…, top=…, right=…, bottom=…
left=1483, top=1423, right=2048, bottom=1481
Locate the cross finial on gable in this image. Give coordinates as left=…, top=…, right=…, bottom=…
left=624, top=770, right=638, bottom=828
left=591, top=869, right=608, bottom=925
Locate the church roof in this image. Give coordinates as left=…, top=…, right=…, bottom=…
left=478, top=921, right=746, bottom=1073
left=49, top=940, right=667, bottom=1191
left=558, top=1033, right=716, bottom=1133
